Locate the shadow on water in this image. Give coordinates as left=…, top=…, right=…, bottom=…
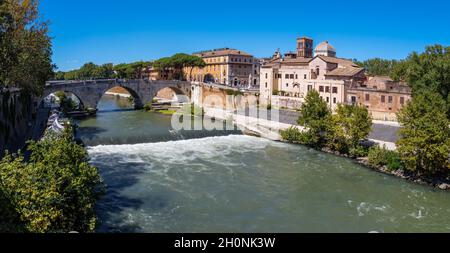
left=93, top=153, right=173, bottom=233
left=76, top=126, right=107, bottom=141
left=93, top=153, right=146, bottom=233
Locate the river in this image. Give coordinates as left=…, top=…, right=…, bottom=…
left=76, top=96, right=450, bottom=233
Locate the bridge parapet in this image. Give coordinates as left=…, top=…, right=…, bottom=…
left=43, top=79, right=192, bottom=110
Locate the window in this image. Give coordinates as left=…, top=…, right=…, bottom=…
left=332, top=87, right=338, bottom=94
left=351, top=96, right=357, bottom=104
left=308, top=85, right=313, bottom=91
left=365, top=94, right=370, bottom=101
left=325, top=86, right=330, bottom=93
left=304, top=74, right=307, bottom=79
left=333, top=98, right=337, bottom=104
left=381, top=95, right=385, bottom=103
left=265, top=73, right=268, bottom=79
left=265, top=82, right=268, bottom=88
left=278, top=74, right=282, bottom=79
left=285, top=74, right=290, bottom=79
left=295, top=74, right=298, bottom=79
left=319, top=86, right=324, bottom=92
left=400, top=97, right=405, bottom=105
left=316, top=67, right=320, bottom=76
left=290, top=74, right=294, bottom=79
left=286, top=83, right=289, bottom=88
left=388, top=96, right=393, bottom=103
left=326, top=97, right=330, bottom=103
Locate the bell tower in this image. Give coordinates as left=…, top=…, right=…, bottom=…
left=297, top=37, right=314, bottom=58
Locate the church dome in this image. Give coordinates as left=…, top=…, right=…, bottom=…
left=314, top=41, right=336, bottom=57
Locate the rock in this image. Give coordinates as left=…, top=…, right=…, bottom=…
left=438, top=183, right=450, bottom=190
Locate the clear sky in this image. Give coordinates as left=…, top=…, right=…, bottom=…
left=39, top=0, right=450, bottom=71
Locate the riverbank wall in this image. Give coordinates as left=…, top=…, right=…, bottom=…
left=0, top=89, right=47, bottom=157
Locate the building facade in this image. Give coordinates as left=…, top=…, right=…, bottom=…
left=347, top=76, right=412, bottom=121
left=260, top=37, right=411, bottom=120
left=186, top=48, right=260, bottom=89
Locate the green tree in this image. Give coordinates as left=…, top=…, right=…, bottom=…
left=154, top=53, right=205, bottom=81
left=396, top=90, right=450, bottom=174
left=297, top=90, right=332, bottom=147
left=328, top=104, right=372, bottom=155
left=353, top=58, right=400, bottom=76
left=391, top=45, right=450, bottom=116
left=0, top=127, right=102, bottom=233
left=0, top=0, right=54, bottom=94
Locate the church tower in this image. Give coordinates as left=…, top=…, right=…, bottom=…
left=297, top=37, right=314, bottom=58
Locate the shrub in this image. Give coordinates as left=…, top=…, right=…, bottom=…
left=368, top=146, right=403, bottom=171
left=0, top=127, right=103, bottom=233
left=280, top=127, right=304, bottom=143
left=267, top=104, right=272, bottom=110
left=349, top=146, right=369, bottom=158
left=143, top=103, right=153, bottom=111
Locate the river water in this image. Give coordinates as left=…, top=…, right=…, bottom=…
left=77, top=96, right=450, bottom=233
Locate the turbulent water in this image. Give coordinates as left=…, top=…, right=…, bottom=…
left=78, top=96, right=450, bottom=233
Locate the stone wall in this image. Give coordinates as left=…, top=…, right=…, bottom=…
left=0, top=89, right=38, bottom=156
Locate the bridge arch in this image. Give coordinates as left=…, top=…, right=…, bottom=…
left=43, top=80, right=192, bottom=111
left=98, top=85, right=144, bottom=109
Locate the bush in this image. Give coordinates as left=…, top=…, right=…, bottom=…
left=143, top=103, right=153, bottom=111
left=267, top=104, right=272, bottom=110
left=0, top=127, right=103, bottom=233
left=349, top=146, right=369, bottom=158
left=368, top=146, right=403, bottom=171
left=280, top=127, right=304, bottom=143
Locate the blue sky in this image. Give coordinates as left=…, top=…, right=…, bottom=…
left=40, top=0, right=450, bottom=71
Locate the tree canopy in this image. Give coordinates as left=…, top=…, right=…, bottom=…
left=396, top=90, right=450, bottom=174
left=154, top=53, right=205, bottom=80
left=0, top=127, right=102, bottom=233
left=0, top=0, right=54, bottom=95
left=297, top=90, right=332, bottom=147
left=391, top=45, right=450, bottom=116
left=353, top=58, right=400, bottom=77
left=54, top=61, right=152, bottom=80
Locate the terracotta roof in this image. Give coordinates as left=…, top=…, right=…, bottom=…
left=281, top=57, right=313, bottom=65
left=317, top=55, right=358, bottom=67
left=194, top=48, right=252, bottom=58
left=325, top=66, right=365, bottom=77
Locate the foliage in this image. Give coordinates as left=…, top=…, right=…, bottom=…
left=327, top=104, right=372, bottom=154
left=396, top=90, right=450, bottom=174
left=353, top=58, right=400, bottom=76
left=154, top=53, right=205, bottom=81
left=0, top=0, right=54, bottom=95
left=143, top=103, right=153, bottom=111
left=0, top=127, right=102, bottom=233
left=266, top=104, right=272, bottom=110
left=297, top=90, right=332, bottom=148
left=391, top=45, right=450, bottom=117
left=280, top=127, right=305, bottom=144
left=54, top=91, right=79, bottom=113
left=113, top=61, right=151, bottom=79
left=55, top=61, right=149, bottom=80
left=368, top=146, right=403, bottom=171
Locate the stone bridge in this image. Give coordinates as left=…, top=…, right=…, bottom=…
left=42, top=79, right=193, bottom=109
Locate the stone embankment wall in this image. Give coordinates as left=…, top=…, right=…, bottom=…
left=0, top=89, right=39, bottom=156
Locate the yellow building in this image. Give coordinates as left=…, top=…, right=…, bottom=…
left=186, top=48, right=259, bottom=88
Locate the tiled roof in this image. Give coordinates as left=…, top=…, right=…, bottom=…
left=325, top=66, right=365, bottom=77
left=317, top=55, right=359, bottom=67
left=194, top=48, right=252, bottom=58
